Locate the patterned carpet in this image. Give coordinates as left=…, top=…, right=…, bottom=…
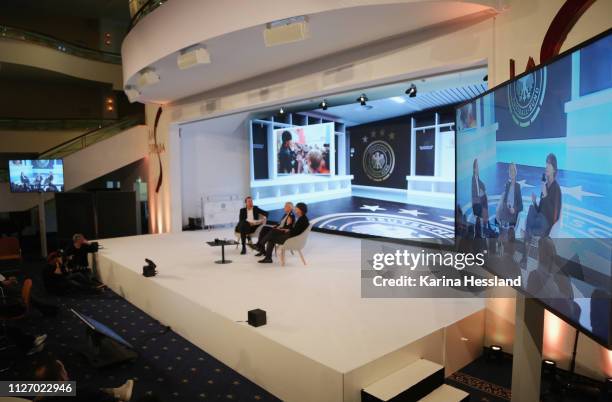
left=1, top=260, right=281, bottom=401
left=445, top=352, right=610, bottom=402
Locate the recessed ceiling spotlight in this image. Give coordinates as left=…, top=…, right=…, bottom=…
left=319, top=100, right=328, bottom=110
left=405, top=84, right=417, bottom=97
left=279, top=107, right=285, bottom=115
left=357, top=94, right=368, bottom=106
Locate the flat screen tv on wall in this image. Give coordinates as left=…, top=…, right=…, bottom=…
left=8, top=159, right=64, bottom=193
left=456, top=28, right=612, bottom=348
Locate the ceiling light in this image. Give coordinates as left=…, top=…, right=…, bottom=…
left=483, top=74, right=488, bottom=82
left=490, top=345, right=502, bottom=351
left=390, top=96, right=406, bottom=104
left=405, top=84, right=417, bottom=97
left=357, top=94, right=368, bottom=106
left=279, top=107, right=285, bottom=115
left=319, top=100, right=328, bottom=110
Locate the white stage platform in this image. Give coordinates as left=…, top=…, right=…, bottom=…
left=96, top=229, right=485, bottom=402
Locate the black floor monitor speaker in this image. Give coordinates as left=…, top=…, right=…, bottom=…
left=248, top=309, right=267, bottom=327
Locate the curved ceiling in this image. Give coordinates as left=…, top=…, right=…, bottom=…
left=122, top=0, right=500, bottom=103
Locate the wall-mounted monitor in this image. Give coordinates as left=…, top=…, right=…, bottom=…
left=8, top=159, right=64, bottom=193
left=275, top=123, right=333, bottom=175
left=456, top=29, right=612, bottom=348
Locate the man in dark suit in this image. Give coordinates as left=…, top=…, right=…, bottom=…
left=252, top=201, right=295, bottom=254
left=235, top=196, right=268, bottom=255
left=258, top=203, right=309, bottom=263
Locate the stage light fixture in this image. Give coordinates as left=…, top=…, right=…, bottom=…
left=357, top=94, right=368, bottom=106
left=542, top=359, right=557, bottom=376
left=319, top=100, right=328, bottom=110
left=124, top=85, right=141, bottom=103
left=605, top=378, right=612, bottom=394
left=279, top=107, right=285, bottom=115
left=177, top=45, right=211, bottom=70
left=487, top=344, right=503, bottom=362
left=137, top=68, right=160, bottom=88
left=483, top=74, right=489, bottom=82
left=264, top=16, right=309, bottom=47
left=405, top=84, right=417, bottom=97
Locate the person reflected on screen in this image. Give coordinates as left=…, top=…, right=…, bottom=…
left=278, top=130, right=296, bottom=174
left=253, top=201, right=294, bottom=255
left=471, top=158, right=490, bottom=236
left=496, top=162, right=523, bottom=228
left=521, top=153, right=562, bottom=264
left=258, top=202, right=309, bottom=263
left=235, top=196, right=268, bottom=255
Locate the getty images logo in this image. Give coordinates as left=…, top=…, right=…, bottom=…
left=371, top=249, right=486, bottom=271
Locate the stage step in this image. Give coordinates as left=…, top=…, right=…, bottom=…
left=361, top=359, right=444, bottom=402
left=418, top=384, right=470, bottom=402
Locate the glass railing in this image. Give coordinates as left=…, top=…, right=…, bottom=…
left=129, top=0, right=168, bottom=31
left=0, top=118, right=118, bottom=132
left=39, top=115, right=145, bottom=159
left=0, top=25, right=122, bottom=64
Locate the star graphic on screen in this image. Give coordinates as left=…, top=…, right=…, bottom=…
left=560, top=185, right=603, bottom=201
left=362, top=136, right=368, bottom=143
left=398, top=209, right=426, bottom=217
left=360, top=205, right=386, bottom=212
left=517, top=179, right=535, bottom=188
left=439, top=216, right=455, bottom=222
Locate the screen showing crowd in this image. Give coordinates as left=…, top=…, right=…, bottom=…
left=275, top=123, right=332, bottom=175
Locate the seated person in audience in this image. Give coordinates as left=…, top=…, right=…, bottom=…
left=34, top=354, right=134, bottom=402
left=496, top=162, right=523, bottom=227
left=522, top=153, right=562, bottom=263
left=253, top=202, right=295, bottom=255
left=258, top=202, right=309, bottom=263
left=235, top=196, right=268, bottom=255
left=471, top=158, right=490, bottom=236
left=0, top=273, right=47, bottom=355
left=64, top=233, right=98, bottom=271
left=43, top=251, right=102, bottom=295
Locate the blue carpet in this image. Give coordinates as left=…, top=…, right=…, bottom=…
left=1, top=262, right=281, bottom=401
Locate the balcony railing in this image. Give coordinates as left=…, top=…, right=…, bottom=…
left=129, top=0, right=168, bottom=31
left=39, top=115, right=145, bottom=159
left=0, top=25, right=122, bottom=65
left=0, top=118, right=120, bottom=132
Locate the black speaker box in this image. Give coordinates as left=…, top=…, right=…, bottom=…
left=248, top=309, right=266, bottom=327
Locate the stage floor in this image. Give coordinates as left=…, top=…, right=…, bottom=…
left=96, top=229, right=484, bottom=401
left=267, top=196, right=455, bottom=239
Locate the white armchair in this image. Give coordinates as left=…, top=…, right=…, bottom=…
left=278, top=224, right=312, bottom=266
left=234, top=217, right=267, bottom=247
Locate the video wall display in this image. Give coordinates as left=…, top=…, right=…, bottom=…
left=275, top=123, right=333, bottom=175
left=9, top=159, right=64, bottom=193
left=456, top=31, right=612, bottom=347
